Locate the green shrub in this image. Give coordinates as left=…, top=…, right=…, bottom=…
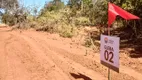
left=60, top=31, right=74, bottom=38
left=36, top=9, right=79, bottom=38
left=58, top=24, right=76, bottom=38
left=75, top=17, right=90, bottom=26
left=2, top=14, right=16, bottom=26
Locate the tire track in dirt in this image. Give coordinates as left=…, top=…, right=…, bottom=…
left=4, top=34, right=18, bottom=80
left=10, top=33, right=71, bottom=80
left=0, top=31, right=31, bottom=80
left=41, top=42, right=106, bottom=80
left=0, top=32, right=12, bottom=80
left=44, top=43, right=137, bottom=80
left=17, top=32, right=106, bottom=80
left=51, top=45, right=142, bottom=80
left=21, top=31, right=142, bottom=80
left=5, top=34, right=34, bottom=80
left=0, top=28, right=70, bottom=80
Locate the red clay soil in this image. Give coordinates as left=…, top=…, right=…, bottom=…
left=0, top=26, right=142, bottom=80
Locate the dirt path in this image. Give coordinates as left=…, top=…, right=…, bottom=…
left=0, top=27, right=142, bottom=80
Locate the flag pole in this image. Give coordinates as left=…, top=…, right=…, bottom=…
left=108, top=0, right=111, bottom=80
left=108, top=0, right=111, bottom=36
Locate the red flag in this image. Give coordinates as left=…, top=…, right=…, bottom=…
left=108, top=2, right=140, bottom=27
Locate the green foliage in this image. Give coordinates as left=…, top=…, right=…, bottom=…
left=68, top=0, right=81, bottom=9
left=59, top=24, right=75, bottom=38
left=75, top=17, right=90, bottom=25
left=0, top=0, right=19, bottom=25
left=89, top=0, right=107, bottom=25
left=2, top=13, right=16, bottom=26
left=112, top=0, right=142, bottom=40
left=81, top=0, right=93, bottom=16
left=68, top=0, right=107, bottom=26
left=36, top=9, right=78, bottom=38
left=2, top=6, right=28, bottom=26
left=43, top=0, right=64, bottom=11
left=113, top=0, right=142, bottom=18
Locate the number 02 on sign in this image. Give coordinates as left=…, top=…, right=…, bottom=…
left=100, top=35, right=120, bottom=72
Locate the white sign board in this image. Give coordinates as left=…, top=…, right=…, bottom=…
left=100, top=34, right=120, bottom=72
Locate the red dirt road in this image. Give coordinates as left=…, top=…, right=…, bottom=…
left=0, top=27, right=142, bottom=80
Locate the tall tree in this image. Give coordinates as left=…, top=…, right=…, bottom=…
left=44, top=0, right=64, bottom=11
left=0, top=0, right=19, bottom=10
left=68, top=0, right=81, bottom=10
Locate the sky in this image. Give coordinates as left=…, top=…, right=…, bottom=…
left=20, top=0, right=69, bottom=12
